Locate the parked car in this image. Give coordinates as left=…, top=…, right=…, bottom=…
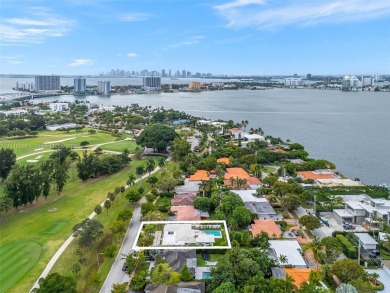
left=369, top=251, right=377, bottom=258
left=291, top=229, right=299, bottom=236
left=122, top=263, right=128, bottom=271
left=371, top=249, right=380, bottom=255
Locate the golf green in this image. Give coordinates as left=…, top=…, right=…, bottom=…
left=0, top=242, right=41, bottom=293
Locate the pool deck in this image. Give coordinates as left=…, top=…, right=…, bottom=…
left=195, top=266, right=211, bottom=279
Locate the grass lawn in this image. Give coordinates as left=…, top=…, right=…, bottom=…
left=0, top=129, right=124, bottom=158
left=262, top=165, right=276, bottom=173
left=0, top=156, right=161, bottom=293
left=99, top=140, right=138, bottom=153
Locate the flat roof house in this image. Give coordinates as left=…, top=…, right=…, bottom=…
left=296, top=170, right=338, bottom=180
left=251, top=219, right=281, bottom=238
left=354, top=233, right=378, bottom=250
left=269, top=240, right=310, bottom=268
left=243, top=133, right=265, bottom=142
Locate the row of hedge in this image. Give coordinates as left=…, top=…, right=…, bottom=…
left=336, top=234, right=358, bottom=259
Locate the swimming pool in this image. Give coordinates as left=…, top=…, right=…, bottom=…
left=203, top=272, right=212, bottom=279
left=203, top=230, right=222, bottom=237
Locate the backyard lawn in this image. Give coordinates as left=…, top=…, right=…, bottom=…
left=0, top=156, right=161, bottom=293
left=99, top=140, right=138, bottom=153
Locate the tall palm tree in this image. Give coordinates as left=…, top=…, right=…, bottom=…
left=199, top=180, right=208, bottom=197
left=278, top=254, right=288, bottom=266
left=158, top=157, right=166, bottom=169
left=229, top=177, right=236, bottom=189
left=146, top=159, right=155, bottom=177
left=369, top=272, right=379, bottom=286
left=284, top=275, right=298, bottom=292
left=136, top=165, right=145, bottom=186
left=127, top=174, right=136, bottom=187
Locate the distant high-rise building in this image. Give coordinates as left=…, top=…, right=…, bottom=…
left=187, top=71, right=191, bottom=77
left=143, top=76, right=161, bottom=91
left=162, top=69, right=166, bottom=77
left=361, top=76, right=375, bottom=87
left=182, top=70, right=186, bottom=78
left=306, top=73, right=312, bottom=80
left=169, top=69, right=171, bottom=78
left=342, top=76, right=360, bottom=91
left=97, top=81, right=111, bottom=95
left=323, top=76, right=332, bottom=85
left=35, top=75, right=60, bottom=91
left=284, top=77, right=304, bottom=87
left=74, top=77, right=86, bottom=95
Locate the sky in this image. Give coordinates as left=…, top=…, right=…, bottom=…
left=0, top=0, right=389, bottom=76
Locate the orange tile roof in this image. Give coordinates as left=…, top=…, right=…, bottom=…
left=296, top=171, right=337, bottom=180
left=217, top=157, right=230, bottom=164
left=251, top=219, right=281, bottom=238
left=269, top=148, right=287, bottom=154
left=170, top=206, right=201, bottom=221
left=188, top=170, right=210, bottom=181
left=224, top=167, right=251, bottom=180
left=284, top=268, right=313, bottom=288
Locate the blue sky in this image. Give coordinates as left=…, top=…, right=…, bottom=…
left=1, top=0, right=389, bottom=75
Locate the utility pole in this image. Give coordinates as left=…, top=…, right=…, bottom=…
left=358, top=238, right=361, bottom=265
left=97, top=252, right=103, bottom=267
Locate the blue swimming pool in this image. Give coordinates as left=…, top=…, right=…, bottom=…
left=203, top=230, right=222, bottom=237
left=203, top=272, right=212, bottom=279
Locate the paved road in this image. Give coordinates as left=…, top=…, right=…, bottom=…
left=99, top=197, right=146, bottom=292
left=30, top=153, right=169, bottom=292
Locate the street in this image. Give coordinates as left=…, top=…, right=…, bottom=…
left=99, top=197, right=146, bottom=293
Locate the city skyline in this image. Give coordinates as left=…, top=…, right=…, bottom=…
left=1, top=0, right=390, bottom=75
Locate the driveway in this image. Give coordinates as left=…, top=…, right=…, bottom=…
left=99, top=197, right=146, bottom=292
left=295, top=206, right=314, bottom=218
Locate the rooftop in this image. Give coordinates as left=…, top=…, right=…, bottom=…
left=354, top=233, right=378, bottom=245
left=188, top=170, right=210, bottom=181
left=269, top=240, right=307, bottom=267
left=316, top=179, right=364, bottom=187
left=171, top=193, right=197, bottom=206
left=245, top=202, right=277, bottom=216
left=297, top=170, right=338, bottom=180
left=217, top=157, right=230, bottom=165
left=284, top=268, right=313, bottom=288
left=231, top=190, right=266, bottom=203
left=171, top=206, right=201, bottom=221
left=251, top=219, right=281, bottom=238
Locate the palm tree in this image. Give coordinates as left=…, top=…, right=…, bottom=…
left=229, top=177, right=236, bottom=189
left=127, top=174, right=136, bottom=187
left=108, top=192, right=116, bottom=207
left=135, top=165, right=145, bottom=186
left=146, top=159, right=155, bottom=177
left=158, top=157, right=166, bottom=169
left=307, top=237, right=324, bottom=269
left=199, top=180, right=208, bottom=197
left=284, top=275, right=298, bottom=292
left=94, top=205, right=102, bottom=216
left=278, top=254, right=288, bottom=266
left=369, top=272, right=379, bottom=286
left=104, top=199, right=111, bottom=216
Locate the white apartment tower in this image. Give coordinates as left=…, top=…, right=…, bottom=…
left=34, top=75, right=61, bottom=91
left=97, top=81, right=111, bottom=95
left=74, top=77, right=86, bottom=94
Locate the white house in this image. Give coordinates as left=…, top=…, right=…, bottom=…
left=355, top=233, right=378, bottom=250
left=269, top=240, right=309, bottom=268
left=49, top=102, right=69, bottom=112
left=244, top=134, right=265, bottom=142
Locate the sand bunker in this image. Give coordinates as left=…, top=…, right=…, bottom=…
left=26, top=160, right=39, bottom=163
left=43, top=137, right=76, bottom=144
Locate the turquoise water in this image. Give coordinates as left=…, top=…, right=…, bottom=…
left=203, top=272, right=212, bottom=279
left=204, top=230, right=222, bottom=237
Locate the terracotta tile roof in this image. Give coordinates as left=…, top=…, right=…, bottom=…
left=188, top=170, right=210, bottom=181
left=217, top=157, right=230, bottom=164
left=223, top=168, right=262, bottom=188
left=269, top=148, right=287, bottom=154
left=171, top=193, right=197, bottom=206
left=251, top=219, right=281, bottom=238
left=284, top=268, right=313, bottom=288
left=170, top=206, right=201, bottom=221
left=296, top=170, right=337, bottom=180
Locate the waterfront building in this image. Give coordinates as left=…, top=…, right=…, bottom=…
left=306, top=73, right=312, bottom=80
left=188, top=81, right=201, bottom=90
left=34, top=75, right=60, bottom=91
left=361, top=76, right=375, bottom=87
left=74, top=77, right=86, bottom=95
left=49, top=102, right=68, bottom=112
left=284, top=77, right=304, bottom=87
left=182, top=70, right=186, bottom=78
left=143, top=76, right=161, bottom=91
left=342, top=75, right=360, bottom=91
left=97, top=81, right=111, bottom=95
left=15, top=82, right=34, bottom=91
left=161, top=69, right=166, bottom=77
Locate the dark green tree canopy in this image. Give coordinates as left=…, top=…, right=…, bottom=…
left=0, top=148, right=16, bottom=181
left=34, top=273, right=77, bottom=293
left=136, top=124, right=178, bottom=152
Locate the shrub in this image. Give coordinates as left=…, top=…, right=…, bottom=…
left=336, top=234, right=357, bottom=259
left=116, top=208, right=133, bottom=221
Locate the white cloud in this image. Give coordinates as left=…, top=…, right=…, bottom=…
left=127, top=52, right=138, bottom=58
left=0, top=8, right=73, bottom=46
left=69, top=59, right=94, bottom=67
left=0, top=56, right=24, bottom=64
left=120, top=13, right=151, bottom=22
left=214, top=0, right=390, bottom=29
left=162, top=36, right=205, bottom=50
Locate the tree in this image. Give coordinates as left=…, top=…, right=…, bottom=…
left=321, top=237, right=342, bottom=261
left=50, top=157, right=69, bottom=195
left=0, top=197, right=13, bottom=217
left=331, top=258, right=367, bottom=283
left=126, top=190, right=141, bottom=204
left=280, top=194, right=301, bottom=211
left=300, top=215, right=321, bottom=231
left=104, top=243, right=118, bottom=258
left=232, top=206, right=252, bottom=228
left=71, top=262, right=81, bottom=276
left=94, top=205, right=102, bottom=215
left=307, top=237, right=324, bottom=261
left=126, top=174, right=136, bottom=186
left=34, top=273, right=77, bottom=293
left=80, top=140, right=90, bottom=147
left=108, top=192, right=116, bottom=206
left=156, top=174, right=177, bottom=192
left=336, top=284, right=357, bottom=293
left=349, top=279, right=375, bottom=292
left=111, top=283, right=128, bottom=293
left=172, top=137, right=191, bottom=161
left=0, top=148, right=16, bottom=181
left=136, top=165, right=145, bottom=185
left=146, top=159, right=156, bottom=177
left=278, top=254, right=288, bottom=266
left=194, top=197, right=211, bottom=212
left=136, top=124, right=178, bottom=152
left=77, top=219, right=104, bottom=247
left=88, top=271, right=101, bottom=289
left=213, top=282, right=236, bottom=293
left=158, top=157, right=166, bottom=168
left=104, top=199, right=112, bottom=215
left=151, top=263, right=181, bottom=285
left=180, top=265, right=194, bottom=281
